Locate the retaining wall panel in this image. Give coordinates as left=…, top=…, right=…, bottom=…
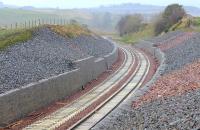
left=0, top=39, right=118, bottom=126
left=94, top=58, right=107, bottom=77
left=0, top=69, right=82, bottom=125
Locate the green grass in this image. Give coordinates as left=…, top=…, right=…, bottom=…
left=119, top=24, right=154, bottom=44
left=0, top=23, right=93, bottom=50
left=190, top=17, right=200, bottom=32
left=0, top=8, right=59, bottom=25
left=168, top=16, right=200, bottom=33
left=49, top=24, right=91, bottom=38
left=0, top=23, right=92, bottom=50
left=0, top=8, right=120, bottom=33
left=0, top=28, right=33, bottom=50
left=192, top=17, right=200, bottom=26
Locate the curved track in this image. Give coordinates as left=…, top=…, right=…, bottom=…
left=23, top=45, right=150, bottom=130
left=74, top=47, right=150, bottom=130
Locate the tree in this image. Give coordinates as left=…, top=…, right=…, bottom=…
left=154, top=4, right=186, bottom=35
left=116, top=14, right=143, bottom=36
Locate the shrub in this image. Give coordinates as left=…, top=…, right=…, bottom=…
left=154, top=4, right=186, bottom=35
left=116, top=14, right=143, bottom=36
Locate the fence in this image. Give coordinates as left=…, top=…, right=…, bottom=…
left=0, top=18, right=72, bottom=30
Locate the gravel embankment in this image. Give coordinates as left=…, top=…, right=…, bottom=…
left=93, top=31, right=200, bottom=130
left=147, top=30, right=185, bottom=44
left=156, top=32, right=194, bottom=51
left=0, top=27, right=114, bottom=94
left=134, top=60, right=200, bottom=108
left=94, top=89, right=200, bottom=130
left=163, top=32, right=200, bottom=74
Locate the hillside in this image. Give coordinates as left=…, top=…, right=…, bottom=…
left=0, top=8, right=120, bottom=32
left=0, top=8, right=60, bottom=25
left=0, top=25, right=114, bottom=94
left=169, top=16, right=200, bottom=32
left=115, top=14, right=200, bottom=44
left=90, top=3, right=200, bottom=16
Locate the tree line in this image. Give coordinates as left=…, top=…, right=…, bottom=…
left=116, top=4, right=186, bottom=36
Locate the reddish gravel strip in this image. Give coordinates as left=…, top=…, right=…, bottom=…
left=157, top=32, right=195, bottom=51
left=3, top=49, right=124, bottom=130
left=133, top=60, right=200, bottom=108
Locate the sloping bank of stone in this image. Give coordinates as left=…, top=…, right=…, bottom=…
left=92, top=37, right=166, bottom=130
left=0, top=28, right=118, bottom=126
left=93, top=32, right=187, bottom=130
left=93, top=31, right=200, bottom=130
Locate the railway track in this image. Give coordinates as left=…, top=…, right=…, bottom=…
left=74, top=47, right=150, bottom=130
left=23, top=45, right=150, bottom=130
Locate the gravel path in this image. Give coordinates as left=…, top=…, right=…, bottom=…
left=93, top=31, right=200, bottom=130
left=0, top=27, right=114, bottom=94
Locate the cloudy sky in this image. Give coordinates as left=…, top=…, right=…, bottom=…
left=0, top=0, right=199, bottom=9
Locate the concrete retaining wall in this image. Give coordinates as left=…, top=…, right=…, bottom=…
left=0, top=39, right=118, bottom=126
left=135, top=40, right=166, bottom=75
left=132, top=40, right=166, bottom=102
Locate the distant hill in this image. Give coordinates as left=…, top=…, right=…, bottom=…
left=89, top=3, right=164, bottom=14
left=88, top=3, right=200, bottom=16
left=0, top=3, right=199, bottom=32
left=20, top=6, right=36, bottom=10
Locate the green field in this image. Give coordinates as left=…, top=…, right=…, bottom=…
left=0, top=8, right=60, bottom=25
left=0, top=8, right=120, bottom=33
left=116, top=24, right=154, bottom=44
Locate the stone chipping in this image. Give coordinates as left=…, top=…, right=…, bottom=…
left=0, top=27, right=114, bottom=94
left=93, top=31, right=200, bottom=130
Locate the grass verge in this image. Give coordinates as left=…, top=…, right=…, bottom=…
left=119, top=24, right=154, bottom=44
left=49, top=24, right=91, bottom=38
left=0, top=28, right=33, bottom=50
left=0, top=24, right=91, bottom=50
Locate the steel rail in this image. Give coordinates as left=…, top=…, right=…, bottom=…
left=23, top=47, right=135, bottom=130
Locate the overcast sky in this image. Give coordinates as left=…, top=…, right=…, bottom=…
left=0, top=0, right=199, bottom=9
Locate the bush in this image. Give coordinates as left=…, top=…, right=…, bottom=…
left=154, top=4, right=186, bottom=35
left=116, top=14, right=143, bottom=36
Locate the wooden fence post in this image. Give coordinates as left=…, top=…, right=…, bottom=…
left=35, top=20, right=37, bottom=27
left=15, top=23, right=18, bottom=29
left=32, top=20, right=34, bottom=28
left=38, top=19, right=41, bottom=26
left=28, top=20, right=30, bottom=28
left=25, top=21, right=26, bottom=29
